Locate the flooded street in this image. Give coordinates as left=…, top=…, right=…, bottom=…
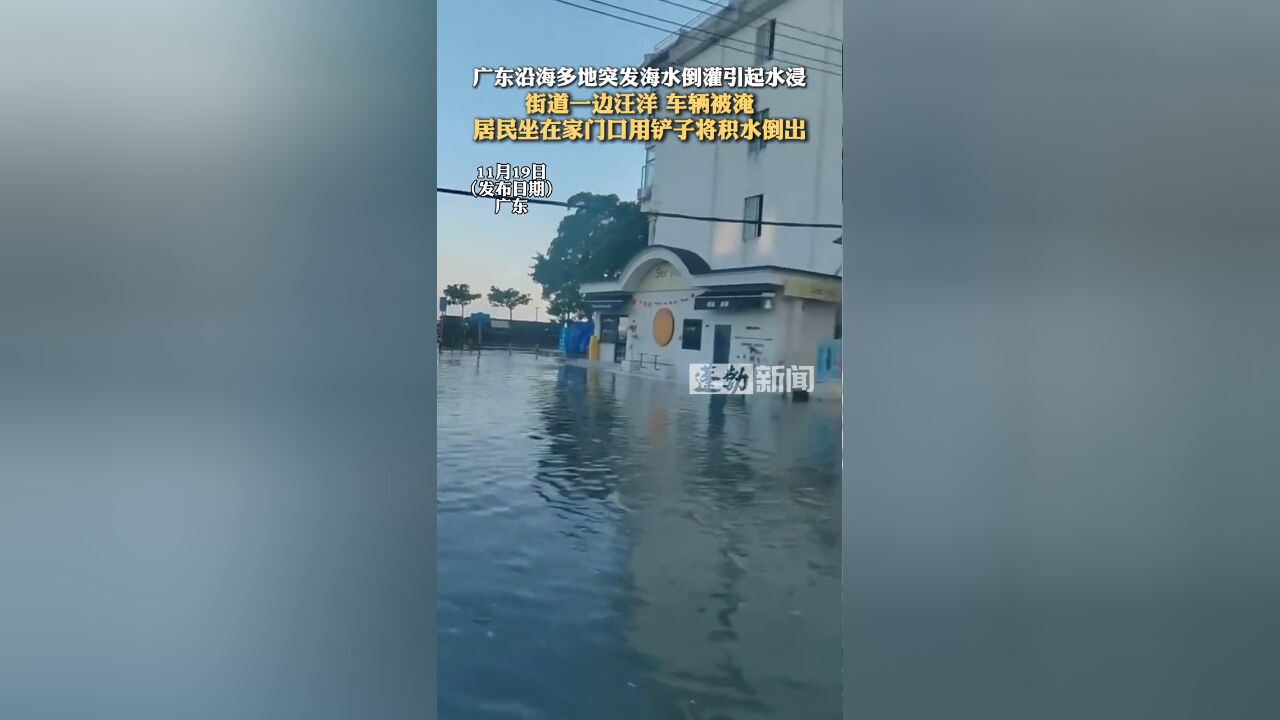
left=438, top=352, right=841, bottom=720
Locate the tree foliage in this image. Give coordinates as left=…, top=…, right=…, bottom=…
left=487, top=286, right=531, bottom=320
left=545, top=286, right=585, bottom=324
left=442, top=283, right=480, bottom=317
left=531, top=192, right=647, bottom=322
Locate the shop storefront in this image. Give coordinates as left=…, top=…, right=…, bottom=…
left=580, top=245, right=841, bottom=380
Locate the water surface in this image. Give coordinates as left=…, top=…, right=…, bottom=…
left=438, top=353, right=841, bottom=719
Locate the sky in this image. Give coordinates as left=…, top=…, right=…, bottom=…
left=436, top=0, right=711, bottom=320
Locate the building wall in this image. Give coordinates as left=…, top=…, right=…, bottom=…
left=612, top=262, right=709, bottom=378
left=596, top=293, right=835, bottom=369
left=593, top=293, right=835, bottom=379
left=644, top=0, right=843, bottom=277
left=723, top=305, right=779, bottom=366
left=778, top=298, right=838, bottom=367
left=600, top=295, right=836, bottom=377
left=620, top=288, right=705, bottom=380
left=590, top=261, right=839, bottom=380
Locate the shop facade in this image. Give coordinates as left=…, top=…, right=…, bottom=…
left=580, top=245, right=839, bottom=381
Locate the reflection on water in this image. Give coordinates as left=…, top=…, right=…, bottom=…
left=439, top=353, right=841, bottom=719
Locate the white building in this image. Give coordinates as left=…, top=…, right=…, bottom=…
left=580, top=0, right=843, bottom=384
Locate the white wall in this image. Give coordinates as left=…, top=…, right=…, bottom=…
left=776, top=296, right=838, bottom=367
left=646, top=0, right=843, bottom=277
left=614, top=291, right=803, bottom=379
left=725, top=306, right=781, bottom=366
left=624, top=289, right=707, bottom=380
left=600, top=294, right=833, bottom=375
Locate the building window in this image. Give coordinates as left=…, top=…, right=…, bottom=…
left=755, top=19, right=776, bottom=64
left=681, top=319, right=702, bottom=350
left=743, top=194, right=763, bottom=241
left=749, top=108, right=769, bottom=155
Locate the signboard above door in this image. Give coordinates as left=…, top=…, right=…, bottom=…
left=782, top=277, right=841, bottom=302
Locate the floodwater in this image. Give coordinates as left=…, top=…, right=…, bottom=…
left=438, top=352, right=841, bottom=720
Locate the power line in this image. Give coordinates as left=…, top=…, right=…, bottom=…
left=573, top=0, right=840, bottom=71
left=438, top=187, right=841, bottom=229
left=655, top=0, right=842, bottom=54
left=546, top=0, right=841, bottom=78
left=685, top=0, right=844, bottom=44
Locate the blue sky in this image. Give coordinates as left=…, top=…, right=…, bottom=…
left=437, top=0, right=708, bottom=319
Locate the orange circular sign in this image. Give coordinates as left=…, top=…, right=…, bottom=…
left=652, top=308, right=675, bottom=346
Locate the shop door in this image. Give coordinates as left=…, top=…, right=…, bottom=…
left=713, top=324, right=732, bottom=364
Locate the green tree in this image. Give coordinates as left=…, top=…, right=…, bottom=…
left=546, top=285, right=585, bottom=323
left=487, top=286, right=532, bottom=354
left=486, top=286, right=532, bottom=323
left=442, top=283, right=480, bottom=318
left=531, top=192, right=647, bottom=322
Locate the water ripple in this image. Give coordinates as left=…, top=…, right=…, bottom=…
left=439, top=354, right=841, bottom=720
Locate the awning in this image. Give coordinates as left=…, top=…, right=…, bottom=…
left=587, top=300, right=630, bottom=313
left=584, top=293, right=632, bottom=313
left=694, top=290, right=776, bottom=311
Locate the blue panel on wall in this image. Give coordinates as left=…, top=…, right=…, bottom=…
left=816, top=339, right=842, bottom=382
